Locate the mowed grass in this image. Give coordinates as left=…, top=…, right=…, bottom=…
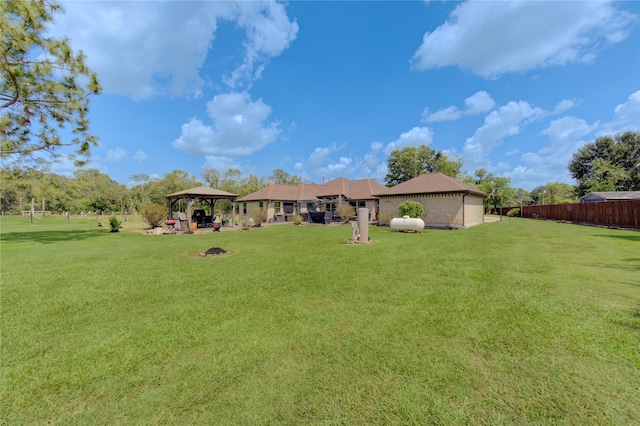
left=1, top=216, right=639, bottom=424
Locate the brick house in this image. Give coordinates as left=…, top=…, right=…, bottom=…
left=237, top=183, right=321, bottom=223
left=237, top=178, right=387, bottom=223
left=375, top=173, right=487, bottom=228
left=315, top=178, right=388, bottom=221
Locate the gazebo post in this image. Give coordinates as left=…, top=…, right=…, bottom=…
left=232, top=199, right=237, bottom=228
left=187, top=196, right=193, bottom=232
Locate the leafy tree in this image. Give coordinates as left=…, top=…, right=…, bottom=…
left=201, top=168, right=221, bottom=188
left=268, top=169, right=307, bottom=185
left=569, top=131, right=640, bottom=196
left=385, top=145, right=463, bottom=186
left=202, top=168, right=268, bottom=215
left=512, top=188, right=533, bottom=206
left=0, top=167, right=37, bottom=212
left=1, top=167, right=85, bottom=213
left=1, top=0, right=101, bottom=164
left=463, top=169, right=512, bottom=212
left=530, top=182, right=576, bottom=205
left=72, top=169, right=125, bottom=213
left=130, top=169, right=200, bottom=209
left=242, top=174, right=266, bottom=196
left=398, top=200, right=425, bottom=218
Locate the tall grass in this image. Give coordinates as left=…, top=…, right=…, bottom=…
left=1, top=216, right=638, bottom=424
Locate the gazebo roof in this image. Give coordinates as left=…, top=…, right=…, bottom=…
left=166, top=186, right=238, bottom=199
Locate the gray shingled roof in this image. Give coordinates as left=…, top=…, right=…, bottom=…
left=579, top=191, right=640, bottom=201
left=374, top=173, right=487, bottom=197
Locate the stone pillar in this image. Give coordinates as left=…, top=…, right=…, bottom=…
left=358, top=208, right=369, bottom=244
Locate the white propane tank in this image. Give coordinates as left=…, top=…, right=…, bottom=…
left=390, top=215, right=425, bottom=232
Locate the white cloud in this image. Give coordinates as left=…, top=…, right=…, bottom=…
left=422, top=106, right=461, bottom=123
left=412, top=1, right=635, bottom=78
left=464, top=91, right=495, bottom=115
left=202, top=155, right=240, bottom=172
left=49, top=157, right=106, bottom=178
left=383, top=126, right=434, bottom=155
left=599, top=90, right=640, bottom=135
left=134, top=150, right=147, bottom=162
left=297, top=127, right=436, bottom=183
left=422, top=91, right=495, bottom=123
left=105, top=148, right=128, bottom=163
left=51, top=1, right=298, bottom=99
left=552, top=99, right=580, bottom=115
left=463, top=101, right=545, bottom=170
left=49, top=156, right=81, bottom=177
left=308, top=144, right=337, bottom=168
left=172, top=91, right=281, bottom=156
left=317, top=157, right=354, bottom=177
left=223, top=1, right=299, bottom=89
left=508, top=116, right=597, bottom=189
left=359, top=141, right=387, bottom=181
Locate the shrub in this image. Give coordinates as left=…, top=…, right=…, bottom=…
left=507, top=208, right=521, bottom=217
left=336, top=203, right=356, bottom=223
left=140, top=204, right=166, bottom=228
left=108, top=216, right=122, bottom=232
left=378, top=211, right=393, bottom=225
left=249, top=208, right=266, bottom=227
left=398, top=200, right=424, bottom=218
left=293, top=214, right=303, bottom=225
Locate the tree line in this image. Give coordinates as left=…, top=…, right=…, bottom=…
left=0, top=167, right=310, bottom=214
left=2, top=3, right=637, bottom=215
left=2, top=131, right=637, bottom=214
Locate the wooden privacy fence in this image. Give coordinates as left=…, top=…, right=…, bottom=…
left=520, top=200, right=640, bottom=228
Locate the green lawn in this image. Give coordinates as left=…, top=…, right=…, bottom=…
left=1, top=216, right=639, bottom=424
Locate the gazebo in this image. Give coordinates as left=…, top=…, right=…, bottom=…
left=166, top=186, right=238, bottom=230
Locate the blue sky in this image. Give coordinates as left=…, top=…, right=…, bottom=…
left=46, top=0, right=640, bottom=190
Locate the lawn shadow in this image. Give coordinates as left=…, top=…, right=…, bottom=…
left=623, top=258, right=640, bottom=271
left=0, top=229, right=106, bottom=244
left=585, top=259, right=640, bottom=272
left=595, top=234, right=640, bottom=242
left=613, top=308, right=640, bottom=331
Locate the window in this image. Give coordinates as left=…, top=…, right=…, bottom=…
left=243, top=202, right=247, bottom=214
left=306, top=202, right=315, bottom=212
left=275, top=202, right=281, bottom=213
left=283, top=202, right=294, bottom=214
left=259, top=201, right=264, bottom=208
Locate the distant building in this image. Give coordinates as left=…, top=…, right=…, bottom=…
left=237, top=183, right=320, bottom=223
left=237, top=178, right=387, bottom=223
left=579, top=191, right=640, bottom=203
left=375, top=173, right=487, bottom=228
